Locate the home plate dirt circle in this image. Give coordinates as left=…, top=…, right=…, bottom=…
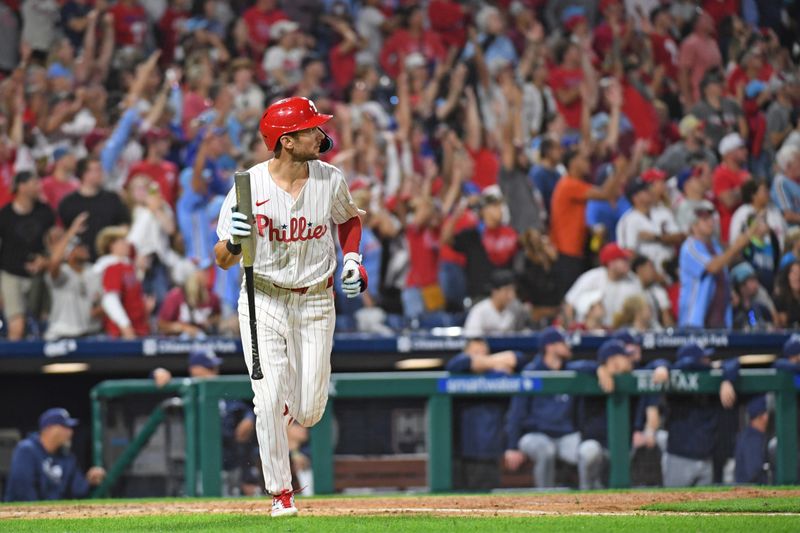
left=2, top=487, right=798, bottom=519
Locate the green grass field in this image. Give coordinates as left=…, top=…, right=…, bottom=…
left=2, top=490, right=799, bottom=532
left=2, top=514, right=799, bottom=533
left=644, top=496, right=800, bottom=513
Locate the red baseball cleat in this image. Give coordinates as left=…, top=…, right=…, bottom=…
left=271, top=489, right=299, bottom=517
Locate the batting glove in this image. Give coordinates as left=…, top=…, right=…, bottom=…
left=229, top=210, right=251, bottom=244
left=341, top=252, right=368, bottom=298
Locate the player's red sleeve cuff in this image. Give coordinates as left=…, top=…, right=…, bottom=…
left=337, top=215, right=362, bottom=256
left=357, top=263, right=368, bottom=293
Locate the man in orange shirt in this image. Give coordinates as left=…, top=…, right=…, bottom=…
left=550, top=149, right=627, bottom=297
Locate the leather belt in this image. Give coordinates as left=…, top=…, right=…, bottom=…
left=271, top=276, right=333, bottom=295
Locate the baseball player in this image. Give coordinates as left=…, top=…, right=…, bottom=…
left=663, top=343, right=739, bottom=487
left=215, top=97, right=366, bottom=517
left=504, top=328, right=580, bottom=489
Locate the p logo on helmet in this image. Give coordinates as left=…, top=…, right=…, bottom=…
left=259, top=97, right=334, bottom=154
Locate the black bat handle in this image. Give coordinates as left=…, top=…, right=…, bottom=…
left=244, top=266, right=263, bottom=380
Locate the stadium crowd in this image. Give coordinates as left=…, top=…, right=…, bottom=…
left=0, top=0, right=799, bottom=339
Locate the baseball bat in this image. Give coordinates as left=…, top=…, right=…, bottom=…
left=234, top=170, right=263, bottom=380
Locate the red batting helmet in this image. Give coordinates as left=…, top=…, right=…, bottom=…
left=259, top=96, right=334, bottom=153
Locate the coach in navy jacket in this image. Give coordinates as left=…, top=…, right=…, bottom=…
left=662, top=343, right=739, bottom=487
left=504, top=327, right=579, bottom=488
left=446, top=337, right=528, bottom=490
left=5, top=408, right=105, bottom=502
left=734, top=395, right=770, bottom=484
left=611, top=329, right=671, bottom=451
left=574, top=340, right=636, bottom=489
left=505, top=328, right=576, bottom=447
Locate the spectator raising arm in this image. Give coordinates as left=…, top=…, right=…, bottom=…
left=602, top=79, right=623, bottom=154
left=141, top=80, right=172, bottom=134
left=516, top=20, right=545, bottom=83
left=43, top=88, right=86, bottom=136
left=72, top=10, right=99, bottom=85
left=100, top=106, right=141, bottom=179
left=73, top=9, right=115, bottom=86
left=9, top=77, right=25, bottom=146
left=463, top=86, right=482, bottom=153
left=191, top=129, right=215, bottom=197
left=166, top=67, right=184, bottom=132
left=421, top=48, right=456, bottom=119
left=394, top=64, right=412, bottom=144
left=470, top=27, right=490, bottom=94
left=123, top=50, right=162, bottom=110
left=499, top=73, right=524, bottom=161
left=435, top=62, right=468, bottom=121
left=98, top=51, right=162, bottom=179
left=439, top=154, right=473, bottom=246
left=678, top=47, right=693, bottom=107
left=706, top=220, right=768, bottom=275
left=578, top=34, right=598, bottom=112
left=94, top=12, right=116, bottom=84
left=439, top=201, right=465, bottom=247
left=585, top=153, right=628, bottom=202
left=47, top=212, right=89, bottom=281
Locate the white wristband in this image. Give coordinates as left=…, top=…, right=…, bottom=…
left=343, top=252, right=362, bottom=264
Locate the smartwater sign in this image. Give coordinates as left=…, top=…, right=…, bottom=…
left=437, top=376, right=542, bottom=394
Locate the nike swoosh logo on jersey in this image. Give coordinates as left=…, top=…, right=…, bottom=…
left=256, top=199, right=270, bottom=206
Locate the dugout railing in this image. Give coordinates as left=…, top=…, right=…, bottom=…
left=90, top=379, right=199, bottom=497
left=90, top=369, right=799, bottom=497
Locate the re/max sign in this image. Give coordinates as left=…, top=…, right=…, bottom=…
left=636, top=372, right=700, bottom=392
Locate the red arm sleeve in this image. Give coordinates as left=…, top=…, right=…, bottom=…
left=103, top=265, right=124, bottom=293
left=337, top=215, right=362, bottom=257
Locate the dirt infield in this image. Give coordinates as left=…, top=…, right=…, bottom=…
left=2, top=487, right=798, bottom=519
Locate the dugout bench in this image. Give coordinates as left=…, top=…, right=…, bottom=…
left=90, top=369, right=798, bottom=497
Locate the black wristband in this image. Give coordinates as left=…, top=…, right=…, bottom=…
left=226, top=240, right=242, bottom=255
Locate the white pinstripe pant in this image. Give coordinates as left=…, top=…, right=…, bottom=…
left=238, top=279, right=335, bottom=494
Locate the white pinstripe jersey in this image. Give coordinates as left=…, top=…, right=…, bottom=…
left=216, top=159, right=360, bottom=289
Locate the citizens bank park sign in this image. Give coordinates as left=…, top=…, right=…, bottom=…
left=141, top=339, right=240, bottom=356
left=394, top=332, right=735, bottom=353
